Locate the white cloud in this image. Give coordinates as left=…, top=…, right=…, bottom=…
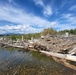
left=0, top=25, right=42, bottom=34
left=34, top=0, right=53, bottom=16
left=63, top=13, right=72, bottom=18
left=34, top=0, right=44, bottom=7
left=54, top=23, right=76, bottom=31
left=63, top=13, right=76, bottom=24
left=1, top=3, right=76, bottom=34
left=69, top=5, right=76, bottom=11
left=43, top=6, right=53, bottom=16
left=0, top=5, right=56, bottom=34
left=54, top=13, right=76, bottom=31
left=0, top=5, right=53, bottom=25
left=8, top=0, right=13, bottom=3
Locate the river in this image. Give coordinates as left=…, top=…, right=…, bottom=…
left=0, top=47, right=76, bottom=75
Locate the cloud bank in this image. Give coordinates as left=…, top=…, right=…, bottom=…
left=0, top=0, right=76, bottom=34
left=0, top=4, right=56, bottom=34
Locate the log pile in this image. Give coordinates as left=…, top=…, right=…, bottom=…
left=36, top=36, right=76, bottom=54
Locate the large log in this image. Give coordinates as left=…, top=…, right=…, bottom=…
left=40, top=50, right=76, bottom=62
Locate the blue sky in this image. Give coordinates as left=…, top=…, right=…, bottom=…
left=0, top=0, right=76, bottom=34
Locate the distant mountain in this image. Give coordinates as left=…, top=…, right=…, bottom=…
left=0, top=33, right=21, bottom=36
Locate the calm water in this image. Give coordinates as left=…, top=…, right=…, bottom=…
left=0, top=48, right=76, bottom=75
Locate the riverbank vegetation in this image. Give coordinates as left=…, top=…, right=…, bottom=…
left=41, top=28, right=57, bottom=36
left=58, top=29, right=76, bottom=35
left=0, top=33, right=40, bottom=40
left=41, top=28, right=76, bottom=35
left=0, top=28, right=76, bottom=40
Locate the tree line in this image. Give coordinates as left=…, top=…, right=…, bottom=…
left=58, top=29, right=76, bottom=35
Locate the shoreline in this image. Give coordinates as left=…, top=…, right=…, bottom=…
left=0, top=40, right=76, bottom=71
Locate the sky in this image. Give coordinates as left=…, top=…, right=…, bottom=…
left=0, top=0, right=76, bottom=34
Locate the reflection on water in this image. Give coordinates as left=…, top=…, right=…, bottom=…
left=0, top=48, right=76, bottom=75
